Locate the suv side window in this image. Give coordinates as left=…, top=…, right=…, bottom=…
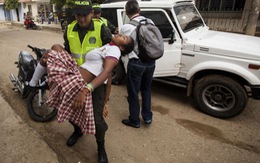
left=141, top=10, right=174, bottom=39
left=101, top=8, right=118, bottom=27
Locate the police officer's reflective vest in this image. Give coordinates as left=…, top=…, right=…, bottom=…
left=93, top=17, right=108, bottom=26
left=67, top=20, right=102, bottom=65
left=100, top=17, right=108, bottom=26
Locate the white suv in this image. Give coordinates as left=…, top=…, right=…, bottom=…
left=101, top=0, right=260, bottom=118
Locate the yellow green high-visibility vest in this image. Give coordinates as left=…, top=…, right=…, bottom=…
left=100, top=17, right=108, bottom=26
left=67, top=20, right=103, bottom=65
left=93, top=17, right=108, bottom=26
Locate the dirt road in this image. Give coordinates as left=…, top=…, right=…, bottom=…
left=0, top=25, right=259, bottom=163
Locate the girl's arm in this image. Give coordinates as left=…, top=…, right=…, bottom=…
left=73, top=58, right=118, bottom=110
left=103, top=75, right=112, bottom=118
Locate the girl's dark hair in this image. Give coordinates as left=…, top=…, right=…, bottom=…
left=125, top=0, right=140, bottom=16
left=121, top=37, right=134, bottom=55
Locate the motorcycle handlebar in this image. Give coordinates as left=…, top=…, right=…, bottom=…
left=27, top=44, right=33, bottom=48
left=27, top=44, right=36, bottom=51
left=27, top=44, right=44, bottom=60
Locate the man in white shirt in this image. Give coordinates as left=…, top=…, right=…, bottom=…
left=120, top=0, right=156, bottom=128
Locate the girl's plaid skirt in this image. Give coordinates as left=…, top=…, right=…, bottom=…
left=46, top=50, right=95, bottom=135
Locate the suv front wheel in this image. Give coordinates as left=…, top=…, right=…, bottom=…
left=112, top=60, right=126, bottom=85
left=194, top=75, right=248, bottom=119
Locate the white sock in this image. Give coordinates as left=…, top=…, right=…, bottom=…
left=29, top=63, right=47, bottom=86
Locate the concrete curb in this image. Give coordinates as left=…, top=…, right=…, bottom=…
left=0, top=93, right=60, bottom=163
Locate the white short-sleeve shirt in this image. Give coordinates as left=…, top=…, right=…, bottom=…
left=81, top=43, right=120, bottom=78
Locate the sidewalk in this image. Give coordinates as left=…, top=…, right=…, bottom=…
left=0, top=21, right=60, bottom=163
left=0, top=93, right=60, bottom=163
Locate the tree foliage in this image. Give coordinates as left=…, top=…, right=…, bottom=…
left=4, top=0, right=19, bottom=10
left=50, top=0, right=75, bottom=9
left=92, top=0, right=105, bottom=4
left=50, top=0, right=105, bottom=9
left=50, top=0, right=66, bottom=10
left=50, top=0, right=77, bottom=9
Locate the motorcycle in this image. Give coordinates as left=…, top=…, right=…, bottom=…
left=9, top=45, right=57, bottom=122
left=24, top=18, right=37, bottom=30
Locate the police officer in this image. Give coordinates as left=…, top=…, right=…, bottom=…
left=63, top=0, right=112, bottom=162
left=92, top=3, right=119, bottom=34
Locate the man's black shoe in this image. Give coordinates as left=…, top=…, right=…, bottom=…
left=122, top=119, right=140, bottom=128
left=144, top=119, right=152, bottom=124
left=66, top=132, right=83, bottom=147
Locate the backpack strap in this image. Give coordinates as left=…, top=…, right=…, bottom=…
left=128, top=19, right=143, bottom=56
left=128, top=19, right=140, bottom=26
left=129, top=19, right=151, bottom=26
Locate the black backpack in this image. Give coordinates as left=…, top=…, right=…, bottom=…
left=129, top=18, right=164, bottom=62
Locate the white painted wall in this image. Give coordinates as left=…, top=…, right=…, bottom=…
left=0, top=5, right=5, bottom=20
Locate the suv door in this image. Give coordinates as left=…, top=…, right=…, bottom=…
left=117, top=8, right=182, bottom=77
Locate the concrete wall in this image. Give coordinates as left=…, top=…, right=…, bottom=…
left=197, top=0, right=260, bottom=35
left=0, top=6, right=5, bottom=20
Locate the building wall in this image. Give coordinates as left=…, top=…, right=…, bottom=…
left=0, top=5, right=5, bottom=20
left=15, top=3, right=24, bottom=22
left=22, top=1, right=52, bottom=22
left=196, top=0, right=260, bottom=34
left=0, top=3, right=23, bottom=22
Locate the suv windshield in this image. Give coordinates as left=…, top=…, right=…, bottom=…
left=174, top=4, right=204, bottom=33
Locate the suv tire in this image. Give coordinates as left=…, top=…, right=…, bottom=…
left=194, top=75, right=248, bottom=119
left=112, top=60, right=125, bottom=85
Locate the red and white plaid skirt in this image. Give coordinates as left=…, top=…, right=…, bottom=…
left=46, top=50, right=95, bottom=135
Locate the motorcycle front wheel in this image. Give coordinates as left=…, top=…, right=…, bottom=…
left=32, top=24, right=37, bottom=30
left=27, top=89, right=57, bottom=122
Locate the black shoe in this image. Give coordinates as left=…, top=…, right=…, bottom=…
left=144, top=119, right=152, bottom=124
left=23, top=82, right=48, bottom=95
left=122, top=119, right=140, bottom=128
left=97, top=141, right=108, bottom=163
left=37, top=82, right=49, bottom=90
left=66, top=132, right=83, bottom=147
left=22, top=82, right=33, bottom=98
